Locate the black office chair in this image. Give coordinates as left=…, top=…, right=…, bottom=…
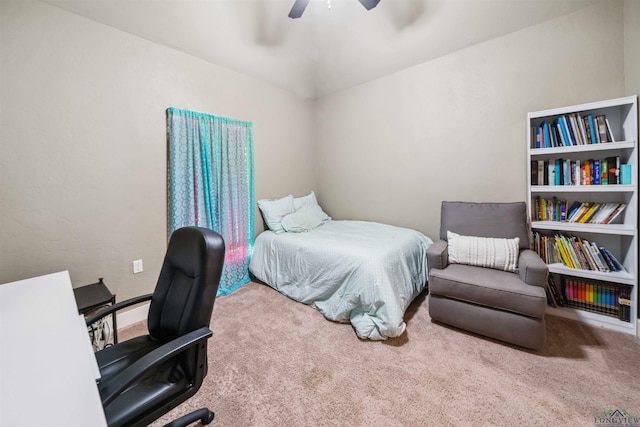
left=86, top=226, right=225, bottom=427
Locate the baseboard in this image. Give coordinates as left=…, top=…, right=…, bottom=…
left=116, top=302, right=149, bottom=330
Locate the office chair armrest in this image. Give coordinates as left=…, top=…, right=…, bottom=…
left=98, top=326, right=213, bottom=406
left=426, top=240, right=448, bottom=271
left=518, top=249, right=548, bottom=288
left=85, top=294, right=153, bottom=326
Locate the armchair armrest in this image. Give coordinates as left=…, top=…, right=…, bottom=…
left=85, top=294, right=152, bottom=326
left=426, top=240, right=448, bottom=271
left=98, top=326, right=213, bottom=406
left=518, top=249, right=548, bottom=288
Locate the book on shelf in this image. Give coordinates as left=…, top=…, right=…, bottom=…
left=577, top=203, right=599, bottom=223
left=532, top=199, right=626, bottom=225
left=601, top=203, right=626, bottom=224
left=572, top=159, right=580, bottom=185
left=543, top=121, right=552, bottom=148
left=586, top=247, right=602, bottom=272
left=545, top=276, right=566, bottom=308
left=561, top=276, right=631, bottom=322
left=575, top=115, right=585, bottom=144
left=538, top=160, right=545, bottom=185
left=569, top=202, right=591, bottom=222
left=605, top=118, right=616, bottom=142
left=595, top=241, right=624, bottom=272
left=531, top=112, right=622, bottom=148
left=606, top=156, right=620, bottom=184
left=546, top=281, right=558, bottom=307
left=587, top=114, right=598, bottom=144
left=584, top=160, right=592, bottom=185
left=566, top=115, right=578, bottom=145
left=530, top=155, right=622, bottom=187
left=576, top=113, right=588, bottom=145
left=599, top=247, right=624, bottom=272
left=548, top=275, right=565, bottom=306
left=558, top=117, right=570, bottom=146
left=532, top=196, right=570, bottom=222
left=590, top=203, right=617, bottom=224
left=593, top=160, right=600, bottom=185
left=588, top=241, right=608, bottom=272
left=595, top=115, right=610, bottom=143
left=620, top=164, right=632, bottom=185
left=618, top=285, right=632, bottom=322
left=562, top=159, right=570, bottom=185
left=600, top=158, right=608, bottom=184
left=532, top=231, right=627, bottom=273
left=530, top=160, right=538, bottom=186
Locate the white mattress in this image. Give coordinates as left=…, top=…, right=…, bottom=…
left=249, top=220, right=433, bottom=340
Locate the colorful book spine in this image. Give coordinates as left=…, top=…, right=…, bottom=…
left=536, top=232, right=623, bottom=273
left=593, top=160, right=600, bottom=185
left=543, top=121, right=551, bottom=148
left=562, top=277, right=629, bottom=321
left=601, top=158, right=608, bottom=184
left=558, top=116, right=572, bottom=146
left=606, top=156, right=620, bottom=184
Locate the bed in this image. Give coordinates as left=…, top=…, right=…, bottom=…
left=249, top=192, right=433, bottom=340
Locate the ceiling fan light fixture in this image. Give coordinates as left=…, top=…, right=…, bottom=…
left=357, top=0, right=381, bottom=11
left=288, top=0, right=380, bottom=19
left=288, top=0, right=311, bottom=18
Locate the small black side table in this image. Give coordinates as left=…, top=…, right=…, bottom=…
left=73, top=277, right=118, bottom=345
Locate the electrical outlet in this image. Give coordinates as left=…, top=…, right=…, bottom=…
left=133, top=259, right=143, bottom=274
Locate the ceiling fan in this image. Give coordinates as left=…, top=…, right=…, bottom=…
left=288, top=0, right=381, bottom=19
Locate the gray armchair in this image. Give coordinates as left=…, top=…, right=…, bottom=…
left=427, top=201, right=548, bottom=350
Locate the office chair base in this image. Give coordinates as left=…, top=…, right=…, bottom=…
left=164, top=407, right=215, bottom=427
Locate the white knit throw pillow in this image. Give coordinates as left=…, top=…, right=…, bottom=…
left=447, top=231, right=519, bottom=272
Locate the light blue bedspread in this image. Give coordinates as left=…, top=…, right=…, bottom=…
left=249, top=220, right=433, bottom=340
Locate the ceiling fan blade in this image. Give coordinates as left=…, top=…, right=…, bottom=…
left=357, top=0, right=381, bottom=10
left=288, top=0, right=311, bottom=18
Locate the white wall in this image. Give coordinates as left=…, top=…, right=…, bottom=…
left=625, top=0, right=640, bottom=97
left=315, top=1, right=625, bottom=240
left=0, top=0, right=316, bottom=300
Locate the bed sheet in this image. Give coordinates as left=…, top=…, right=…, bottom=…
left=248, top=220, right=433, bottom=340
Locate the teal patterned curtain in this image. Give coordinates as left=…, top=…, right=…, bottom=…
left=167, top=107, right=254, bottom=296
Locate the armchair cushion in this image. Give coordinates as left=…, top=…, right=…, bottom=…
left=447, top=231, right=519, bottom=272
left=429, top=264, right=547, bottom=319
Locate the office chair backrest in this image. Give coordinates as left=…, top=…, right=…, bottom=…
left=439, top=201, right=530, bottom=250
left=148, top=226, right=225, bottom=342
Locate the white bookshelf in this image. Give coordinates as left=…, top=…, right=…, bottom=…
left=527, top=96, right=638, bottom=336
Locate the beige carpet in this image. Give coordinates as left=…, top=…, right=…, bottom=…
left=120, top=281, right=640, bottom=426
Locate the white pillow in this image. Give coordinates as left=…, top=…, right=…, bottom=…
left=293, top=191, right=318, bottom=210
left=281, top=204, right=325, bottom=233
left=257, top=195, right=295, bottom=234
left=293, top=191, right=331, bottom=223
left=447, top=231, right=519, bottom=272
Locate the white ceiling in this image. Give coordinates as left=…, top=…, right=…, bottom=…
left=42, top=0, right=602, bottom=99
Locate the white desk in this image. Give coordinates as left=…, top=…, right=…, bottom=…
left=0, top=271, right=107, bottom=427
